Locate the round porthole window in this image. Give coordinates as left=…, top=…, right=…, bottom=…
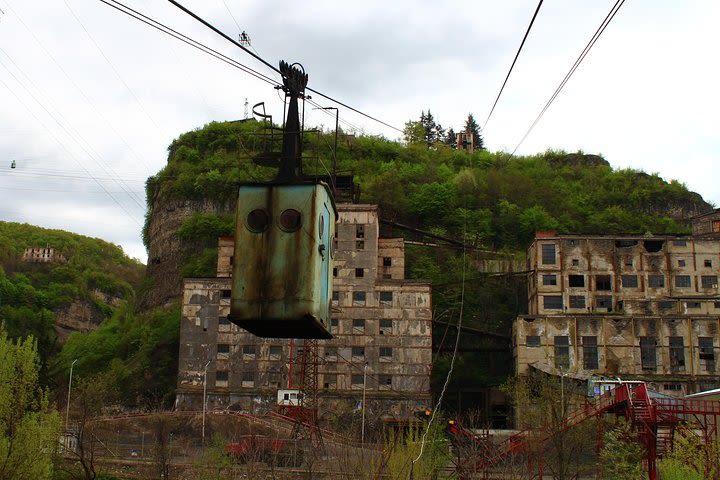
left=246, top=209, right=269, bottom=232
left=279, top=209, right=302, bottom=232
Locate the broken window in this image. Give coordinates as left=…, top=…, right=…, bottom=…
left=569, top=295, right=586, bottom=309
left=383, top=257, right=392, bottom=267
left=648, top=275, right=665, bottom=288
left=705, top=259, right=713, bottom=268
left=595, top=295, right=613, bottom=310
left=543, top=295, right=563, bottom=310
left=355, top=268, right=364, bottom=278
left=269, top=345, right=282, bottom=360
left=672, top=240, right=687, bottom=247
left=379, top=347, right=393, bottom=360
left=595, top=275, right=612, bottom=291
left=699, top=337, right=715, bottom=371
left=568, top=275, right=585, bottom=287
left=330, top=318, right=339, bottom=333
left=241, top=371, right=254, bottom=387
left=217, top=344, right=230, bottom=354
left=379, top=291, right=393, bottom=306
left=701, top=275, right=718, bottom=289
left=669, top=336, right=685, bottom=371
left=333, top=267, right=338, bottom=277
left=624, top=257, right=634, bottom=267
left=379, top=375, right=392, bottom=388
left=542, top=274, right=557, bottom=286
left=351, top=374, right=364, bottom=388
left=687, top=301, right=702, bottom=309
left=678, top=259, right=686, bottom=267
left=379, top=319, right=393, bottom=334
left=332, top=291, right=339, bottom=305
left=242, top=345, right=256, bottom=358
left=324, top=347, right=337, bottom=359
left=216, top=371, right=229, bottom=384
left=352, top=319, right=365, bottom=333
left=675, top=275, right=691, bottom=288
left=582, top=336, right=598, bottom=370
left=353, top=291, right=366, bottom=306
left=351, top=346, right=365, bottom=359
left=640, top=337, right=657, bottom=370
left=572, top=258, right=580, bottom=266
left=526, top=335, right=541, bottom=347
left=554, top=336, right=570, bottom=370
left=622, top=275, right=638, bottom=288
left=616, top=240, right=638, bottom=248
left=221, top=289, right=232, bottom=299
left=566, top=239, right=579, bottom=247
left=323, top=374, right=337, bottom=390
left=356, top=240, right=365, bottom=250
left=218, top=316, right=231, bottom=325
left=356, top=224, right=365, bottom=239
left=541, top=244, right=556, bottom=265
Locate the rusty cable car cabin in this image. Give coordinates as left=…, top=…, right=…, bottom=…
left=228, top=181, right=337, bottom=338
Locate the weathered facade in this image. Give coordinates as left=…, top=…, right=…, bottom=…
left=515, top=232, right=720, bottom=395
left=22, top=246, right=66, bottom=263
left=692, top=208, right=720, bottom=238
left=176, top=204, right=432, bottom=418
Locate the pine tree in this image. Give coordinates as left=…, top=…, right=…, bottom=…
left=445, top=127, right=457, bottom=148
left=464, top=113, right=485, bottom=150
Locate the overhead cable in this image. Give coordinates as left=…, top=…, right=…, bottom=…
left=512, top=0, right=626, bottom=154
left=483, top=0, right=544, bottom=130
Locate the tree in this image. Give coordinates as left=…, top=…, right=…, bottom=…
left=0, top=326, right=61, bottom=480
left=445, top=127, right=457, bottom=148
left=599, top=419, right=643, bottom=480
left=464, top=113, right=484, bottom=150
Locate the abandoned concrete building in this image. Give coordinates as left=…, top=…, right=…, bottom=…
left=175, top=204, right=433, bottom=418
left=514, top=231, right=720, bottom=395
left=22, top=246, right=66, bottom=263
left=692, top=208, right=720, bottom=238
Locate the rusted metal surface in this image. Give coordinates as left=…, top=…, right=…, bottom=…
left=229, top=182, right=337, bottom=339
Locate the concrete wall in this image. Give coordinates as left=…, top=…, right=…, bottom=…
left=176, top=203, right=432, bottom=417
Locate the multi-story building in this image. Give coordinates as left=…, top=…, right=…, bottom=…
left=22, top=246, right=66, bottom=263
left=514, top=231, right=720, bottom=395
left=175, top=204, right=433, bottom=419
left=692, top=208, right=720, bottom=238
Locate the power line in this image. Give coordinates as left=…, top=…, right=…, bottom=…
left=483, top=0, right=544, bottom=130
left=166, top=0, right=403, bottom=133
left=62, top=0, right=163, bottom=133
left=512, top=0, right=626, bottom=155
left=100, top=0, right=278, bottom=87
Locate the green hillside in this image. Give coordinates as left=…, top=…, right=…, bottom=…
left=0, top=222, right=144, bottom=383
left=140, top=119, right=710, bottom=397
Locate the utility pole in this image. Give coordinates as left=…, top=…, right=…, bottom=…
left=66, top=358, right=78, bottom=430
left=202, top=359, right=211, bottom=443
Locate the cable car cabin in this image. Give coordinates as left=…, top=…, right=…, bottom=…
left=228, top=181, right=337, bottom=339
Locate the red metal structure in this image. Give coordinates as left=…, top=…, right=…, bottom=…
left=450, top=382, right=720, bottom=480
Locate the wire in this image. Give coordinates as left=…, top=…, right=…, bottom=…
left=100, top=0, right=278, bottom=87
left=166, top=0, right=403, bottom=133
left=411, top=211, right=468, bottom=475
left=512, top=0, right=626, bottom=154
left=483, top=0, right=544, bottom=130
left=167, top=0, right=281, bottom=76
left=62, top=0, right=162, bottom=133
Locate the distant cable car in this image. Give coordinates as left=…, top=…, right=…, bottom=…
left=227, top=61, right=337, bottom=339
left=10, top=160, right=16, bottom=169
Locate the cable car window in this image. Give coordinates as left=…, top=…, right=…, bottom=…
left=318, top=215, right=324, bottom=239
left=246, top=209, right=269, bottom=232
left=279, top=209, right=302, bottom=232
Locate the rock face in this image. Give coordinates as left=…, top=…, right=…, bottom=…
left=138, top=187, right=236, bottom=311
left=54, top=299, right=105, bottom=342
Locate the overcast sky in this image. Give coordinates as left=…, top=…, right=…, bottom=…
left=1, top=1, right=717, bottom=263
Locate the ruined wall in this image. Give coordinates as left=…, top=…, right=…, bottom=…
left=514, top=315, right=720, bottom=395
left=175, top=204, right=433, bottom=417
left=692, top=209, right=720, bottom=237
